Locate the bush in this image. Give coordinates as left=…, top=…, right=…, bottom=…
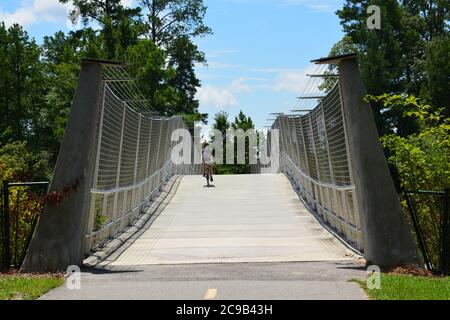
left=0, top=141, right=51, bottom=182
left=366, top=94, right=449, bottom=191
left=0, top=141, right=51, bottom=268
left=366, top=94, right=449, bottom=270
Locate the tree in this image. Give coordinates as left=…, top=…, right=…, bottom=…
left=0, top=141, right=50, bottom=181
left=402, top=0, right=450, bottom=42
left=211, top=110, right=256, bottom=174
left=231, top=111, right=254, bottom=132
left=125, top=39, right=178, bottom=114
left=212, top=111, right=231, bottom=137
left=420, top=36, right=450, bottom=116
left=60, top=1, right=211, bottom=117
left=39, top=29, right=108, bottom=164
left=0, top=23, right=43, bottom=145
left=231, top=111, right=255, bottom=173
left=338, top=1, right=407, bottom=95
left=139, top=1, right=211, bottom=117
left=60, top=0, right=143, bottom=59
left=369, top=93, right=450, bottom=268
left=140, top=0, right=212, bottom=47
left=167, top=36, right=205, bottom=116
left=211, top=111, right=230, bottom=167
left=335, top=0, right=449, bottom=135
left=319, top=35, right=358, bottom=92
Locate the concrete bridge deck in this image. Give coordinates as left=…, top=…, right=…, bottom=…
left=103, top=174, right=351, bottom=267
left=41, top=174, right=367, bottom=300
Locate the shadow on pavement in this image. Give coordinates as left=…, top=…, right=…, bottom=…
left=81, top=266, right=145, bottom=275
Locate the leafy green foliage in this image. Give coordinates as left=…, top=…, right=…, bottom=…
left=167, top=36, right=205, bottom=116
left=140, top=0, right=212, bottom=47
left=0, top=142, right=50, bottom=269
left=0, top=141, right=50, bottom=182
left=60, top=0, right=143, bottom=60
left=211, top=110, right=256, bottom=175
left=420, top=36, right=450, bottom=117
left=319, top=36, right=358, bottom=92
left=0, top=23, right=44, bottom=146
left=231, top=111, right=255, bottom=132
left=139, top=0, right=211, bottom=118
left=366, top=94, right=449, bottom=268
left=366, top=94, right=449, bottom=191
left=336, top=0, right=449, bottom=135
left=181, top=113, right=208, bottom=125
left=211, top=111, right=231, bottom=168
left=126, top=39, right=178, bottom=114
left=58, top=0, right=209, bottom=120
left=93, top=208, right=109, bottom=232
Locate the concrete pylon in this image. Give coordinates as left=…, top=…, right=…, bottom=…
left=21, top=60, right=113, bottom=272
left=313, top=54, right=420, bottom=267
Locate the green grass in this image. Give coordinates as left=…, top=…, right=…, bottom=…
left=0, top=274, right=64, bottom=300
left=353, top=273, right=450, bottom=300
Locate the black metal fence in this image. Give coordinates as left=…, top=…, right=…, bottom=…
left=0, top=181, right=49, bottom=271
left=403, top=189, right=449, bottom=276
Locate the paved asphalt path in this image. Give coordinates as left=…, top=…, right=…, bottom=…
left=42, top=261, right=367, bottom=300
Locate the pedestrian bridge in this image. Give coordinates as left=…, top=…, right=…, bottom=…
left=22, top=55, right=420, bottom=273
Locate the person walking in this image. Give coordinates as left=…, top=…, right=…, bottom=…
left=201, top=142, right=214, bottom=183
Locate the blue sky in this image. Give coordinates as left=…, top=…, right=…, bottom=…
left=0, top=0, right=346, bottom=129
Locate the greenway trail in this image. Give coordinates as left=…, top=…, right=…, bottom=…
left=41, top=174, right=367, bottom=300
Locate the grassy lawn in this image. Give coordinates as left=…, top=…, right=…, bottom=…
left=354, top=273, right=450, bottom=300
left=0, top=274, right=64, bottom=300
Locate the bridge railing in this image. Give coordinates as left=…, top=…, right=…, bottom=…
left=85, top=65, right=193, bottom=253
left=21, top=60, right=196, bottom=272
left=270, top=55, right=421, bottom=267
left=272, top=82, right=362, bottom=250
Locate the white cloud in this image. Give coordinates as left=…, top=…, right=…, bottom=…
left=196, top=85, right=237, bottom=109
left=273, top=65, right=318, bottom=92
left=196, top=76, right=255, bottom=109
left=283, top=0, right=341, bottom=11
left=224, top=0, right=340, bottom=12
left=206, top=49, right=240, bottom=59
left=202, top=61, right=240, bottom=70
left=0, top=0, right=68, bottom=28
left=306, top=3, right=335, bottom=12
left=230, top=77, right=251, bottom=93
left=0, top=0, right=134, bottom=28
left=121, top=0, right=134, bottom=7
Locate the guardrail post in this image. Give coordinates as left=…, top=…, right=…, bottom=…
left=337, top=55, right=420, bottom=267
left=2, top=181, right=10, bottom=271
left=21, top=60, right=106, bottom=272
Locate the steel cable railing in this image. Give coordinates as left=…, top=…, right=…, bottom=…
left=272, top=82, right=363, bottom=250
left=85, top=65, right=192, bottom=253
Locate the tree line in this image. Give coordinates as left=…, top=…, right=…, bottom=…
left=326, top=0, right=449, bottom=192
left=334, top=1, right=448, bottom=134
left=210, top=110, right=257, bottom=175
left=0, top=0, right=210, bottom=181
